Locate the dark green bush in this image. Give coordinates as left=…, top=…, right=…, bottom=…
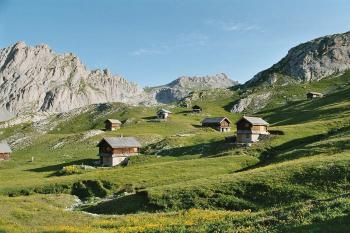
left=71, top=180, right=112, bottom=200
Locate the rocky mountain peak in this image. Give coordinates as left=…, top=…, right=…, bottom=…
left=248, top=31, right=350, bottom=85
left=168, top=73, right=238, bottom=89
left=0, top=42, right=150, bottom=114
left=150, top=73, right=239, bottom=103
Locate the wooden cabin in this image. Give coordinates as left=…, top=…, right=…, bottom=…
left=105, top=119, right=122, bottom=131
left=157, top=109, right=172, bottom=119
left=236, top=116, right=269, bottom=143
left=0, top=142, right=11, bottom=160
left=202, top=117, right=231, bottom=132
left=192, top=105, right=202, bottom=113
left=307, top=92, right=324, bottom=99
left=97, top=137, right=141, bottom=166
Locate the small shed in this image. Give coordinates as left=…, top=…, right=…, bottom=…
left=157, top=109, right=172, bottom=119
left=192, top=105, right=202, bottom=113
left=307, top=92, right=324, bottom=99
left=97, top=137, right=141, bottom=166
left=0, top=142, right=12, bottom=160
left=236, top=116, right=269, bottom=143
left=105, top=119, right=122, bottom=131
left=202, top=117, right=231, bottom=132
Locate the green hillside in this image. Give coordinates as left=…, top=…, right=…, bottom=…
left=0, top=73, right=350, bottom=232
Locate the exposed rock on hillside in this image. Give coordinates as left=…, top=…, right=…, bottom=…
left=231, top=92, right=271, bottom=113
left=248, top=31, right=350, bottom=85
left=0, top=42, right=151, bottom=114
left=150, top=73, right=238, bottom=103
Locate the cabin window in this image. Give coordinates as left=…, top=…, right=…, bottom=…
left=106, top=146, right=112, bottom=152
left=245, top=123, right=250, bottom=127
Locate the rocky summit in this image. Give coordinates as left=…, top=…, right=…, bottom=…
left=0, top=42, right=150, bottom=114
left=249, top=31, right=350, bottom=85
left=150, top=73, right=238, bottom=103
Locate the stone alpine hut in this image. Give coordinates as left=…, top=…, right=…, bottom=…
left=202, top=117, right=231, bottom=132
left=97, top=137, right=141, bottom=166
left=0, top=142, right=12, bottom=160
left=105, top=119, right=122, bottom=131
left=236, top=116, right=269, bottom=143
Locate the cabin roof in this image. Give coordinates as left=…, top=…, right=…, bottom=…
left=99, top=137, right=141, bottom=148
left=238, top=116, right=269, bottom=126
left=202, top=117, right=231, bottom=124
left=307, top=92, right=323, bottom=95
left=157, top=109, right=172, bottom=114
left=105, top=119, right=122, bottom=124
left=0, top=142, right=11, bottom=153
left=192, top=105, right=202, bottom=109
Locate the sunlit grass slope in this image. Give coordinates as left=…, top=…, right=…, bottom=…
left=0, top=73, right=349, bottom=232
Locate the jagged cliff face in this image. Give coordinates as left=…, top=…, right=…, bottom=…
left=249, top=31, right=350, bottom=85
left=0, top=42, right=148, bottom=114
left=151, top=73, right=238, bottom=103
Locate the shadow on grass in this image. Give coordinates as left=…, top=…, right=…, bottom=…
left=177, top=110, right=193, bottom=114
left=81, top=191, right=159, bottom=215
left=26, top=159, right=97, bottom=173
left=142, top=116, right=158, bottom=120
left=144, top=140, right=235, bottom=158
left=276, top=214, right=350, bottom=233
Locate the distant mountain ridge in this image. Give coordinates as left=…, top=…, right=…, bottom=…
left=150, top=73, right=238, bottom=103
left=248, top=31, right=350, bottom=85
left=0, top=42, right=239, bottom=115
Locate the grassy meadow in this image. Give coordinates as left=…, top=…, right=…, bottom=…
left=0, top=73, right=350, bottom=232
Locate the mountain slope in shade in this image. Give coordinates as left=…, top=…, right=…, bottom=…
left=0, top=42, right=151, bottom=114
left=248, top=31, right=350, bottom=86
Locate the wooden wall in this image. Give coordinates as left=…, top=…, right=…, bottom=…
left=0, top=153, right=10, bottom=160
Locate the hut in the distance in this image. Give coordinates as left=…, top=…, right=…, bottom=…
left=0, top=142, right=12, bottom=160
left=202, top=117, right=231, bottom=132
left=307, top=92, right=324, bottom=99
left=157, top=109, right=172, bottom=119
left=192, top=105, right=202, bottom=113
left=105, top=119, right=122, bottom=131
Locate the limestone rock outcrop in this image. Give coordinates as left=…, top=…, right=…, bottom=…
left=0, top=42, right=149, bottom=114
left=150, top=73, right=239, bottom=103
left=249, top=31, right=350, bottom=85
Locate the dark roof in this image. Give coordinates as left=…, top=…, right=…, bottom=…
left=157, top=109, right=172, bottom=114
left=237, top=116, right=269, bottom=125
left=0, top=142, right=11, bottom=153
left=105, top=119, right=122, bottom=124
left=202, top=117, right=231, bottom=124
left=98, top=137, right=141, bottom=148
left=192, top=105, right=202, bottom=109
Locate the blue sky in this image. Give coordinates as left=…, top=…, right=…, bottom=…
left=1, top=0, right=350, bottom=86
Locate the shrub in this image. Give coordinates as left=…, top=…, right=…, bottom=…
left=58, top=165, right=83, bottom=176
left=71, top=180, right=112, bottom=200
